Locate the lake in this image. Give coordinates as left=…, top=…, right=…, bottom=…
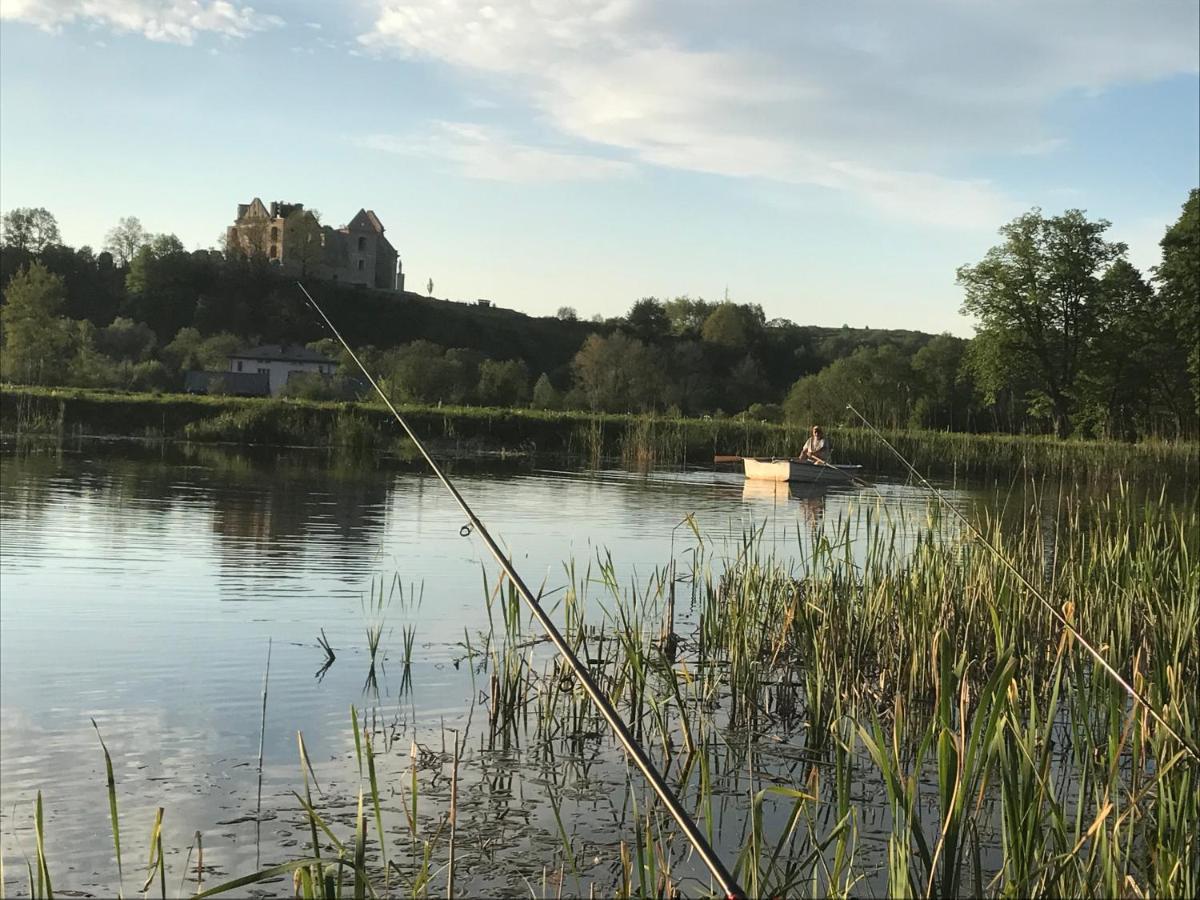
left=2, top=440, right=1184, bottom=897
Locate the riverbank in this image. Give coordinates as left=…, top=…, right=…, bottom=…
left=3, top=384, right=1196, bottom=481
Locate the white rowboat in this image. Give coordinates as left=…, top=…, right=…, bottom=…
left=742, top=458, right=863, bottom=483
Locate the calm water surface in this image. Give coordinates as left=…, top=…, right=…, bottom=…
left=1, top=443, right=966, bottom=895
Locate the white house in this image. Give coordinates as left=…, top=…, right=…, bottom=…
left=228, top=344, right=336, bottom=396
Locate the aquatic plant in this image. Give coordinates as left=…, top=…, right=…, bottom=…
left=7, top=479, right=1197, bottom=897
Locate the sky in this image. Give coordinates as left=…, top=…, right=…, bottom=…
left=0, top=0, right=1197, bottom=336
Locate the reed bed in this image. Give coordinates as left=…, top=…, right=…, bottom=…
left=4, top=385, right=1197, bottom=481
left=5, top=482, right=1197, bottom=898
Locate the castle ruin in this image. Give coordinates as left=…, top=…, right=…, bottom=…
left=226, top=198, right=404, bottom=291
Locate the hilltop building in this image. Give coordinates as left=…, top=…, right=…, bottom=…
left=226, top=198, right=404, bottom=291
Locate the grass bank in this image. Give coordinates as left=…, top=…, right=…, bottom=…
left=2, top=384, right=1196, bottom=481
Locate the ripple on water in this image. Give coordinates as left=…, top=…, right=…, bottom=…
left=1, top=445, right=964, bottom=894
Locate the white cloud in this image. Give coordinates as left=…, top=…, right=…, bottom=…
left=357, top=0, right=1198, bottom=227
left=0, top=0, right=283, bottom=44
left=359, top=122, right=635, bottom=183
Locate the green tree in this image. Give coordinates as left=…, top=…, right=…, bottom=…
left=103, top=216, right=149, bottom=266
left=726, top=354, right=769, bottom=408
left=125, top=235, right=188, bottom=294
left=95, top=317, right=157, bottom=362
left=572, top=332, right=667, bottom=412
left=283, top=210, right=325, bottom=278
left=1073, top=260, right=1154, bottom=436
left=663, top=340, right=719, bottom=414
left=162, top=328, right=242, bottom=373
left=663, top=296, right=711, bottom=337
left=122, top=235, right=209, bottom=339
left=911, top=333, right=974, bottom=430
left=625, top=297, right=670, bottom=342
left=784, top=345, right=916, bottom=430
left=384, top=340, right=473, bottom=404
left=68, top=320, right=120, bottom=387
left=958, top=208, right=1126, bottom=436
left=746, top=402, right=783, bottom=423
left=1155, top=188, right=1200, bottom=416
left=0, top=263, right=72, bottom=383
left=531, top=373, right=561, bottom=409
left=701, top=302, right=763, bottom=349
left=1, top=208, right=60, bottom=253
left=149, top=233, right=185, bottom=256
left=556, top=306, right=578, bottom=321
left=477, top=358, right=530, bottom=406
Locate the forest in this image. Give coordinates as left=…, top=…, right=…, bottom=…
left=1, top=190, right=1196, bottom=438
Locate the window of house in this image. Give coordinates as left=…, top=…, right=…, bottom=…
left=357, top=259, right=365, bottom=271
left=270, top=226, right=279, bottom=240
left=258, top=367, right=269, bottom=375
left=237, top=361, right=243, bottom=372
left=357, top=236, right=366, bottom=251
left=270, top=244, right=278, bottom=258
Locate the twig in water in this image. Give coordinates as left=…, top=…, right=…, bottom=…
left=255, top=637, right=272, bottom=868
left=315, top=629, right=336, bottom=682
left=448, top=728, right=460, bottom=900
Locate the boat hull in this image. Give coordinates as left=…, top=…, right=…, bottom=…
left=742, top=458, right=862, bottom=483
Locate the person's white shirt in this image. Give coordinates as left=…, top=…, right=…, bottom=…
left=801, top=434, right=830, bottom=461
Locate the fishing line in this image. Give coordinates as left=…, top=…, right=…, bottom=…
left=296, top=282, right=746, bottom=899
left=846, top=403, right=1199, bottom=762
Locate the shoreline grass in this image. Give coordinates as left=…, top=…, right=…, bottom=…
left=3, top=383, right=1197, bottom=481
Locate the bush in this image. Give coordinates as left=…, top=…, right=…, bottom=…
left=747, top=402, right=783, bottom=423
left=477, top=359, right=530, bottom=406
left=281, top=372, right=357, bottom=402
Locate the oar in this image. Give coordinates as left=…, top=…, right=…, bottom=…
left=714, top=454, right=799, bottom=463
left=714, top=454, right=800, bottom=464
left=805, top=454, right=878, bottom=489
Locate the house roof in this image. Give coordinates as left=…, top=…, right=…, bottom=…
left=346, top=208, right=385, bottom=233
left=228, top=344, right=334, bottom=364
left=237, top=197, right=270, bottom=221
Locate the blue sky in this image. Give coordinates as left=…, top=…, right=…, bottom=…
left=1, top=0, right=1196, bottom=336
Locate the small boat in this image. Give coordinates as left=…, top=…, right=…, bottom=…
left=742, top=458, right=863, bottom=483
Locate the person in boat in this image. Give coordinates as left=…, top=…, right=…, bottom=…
left=798, top=425, right=831, bottom=464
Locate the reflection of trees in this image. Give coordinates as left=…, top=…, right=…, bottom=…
left=1, top=448, right=204, bottom=535
left=1, top=443, right=395, bottom=589
left=0, top=451, right=60, bottom=524
left=207, top=454, right=391, bottom=579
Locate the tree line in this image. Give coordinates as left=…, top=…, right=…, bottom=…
left=1, top=192, right=1197, bottom=438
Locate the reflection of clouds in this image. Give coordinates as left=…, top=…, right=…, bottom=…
left=0, top=655, right=482, bottom=895
left=0, top=706, right=260, bottom=893
left=4, top=446, right=983, bottom=895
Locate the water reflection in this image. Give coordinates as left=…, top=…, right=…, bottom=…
left=2, top=441, right=973, bottom=895
left=741, top=477, right=831, bottom=529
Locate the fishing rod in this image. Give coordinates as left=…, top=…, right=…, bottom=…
left=846, top=404, right=1200, bottom=762
left=296, top=283, right=747, bottom=899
